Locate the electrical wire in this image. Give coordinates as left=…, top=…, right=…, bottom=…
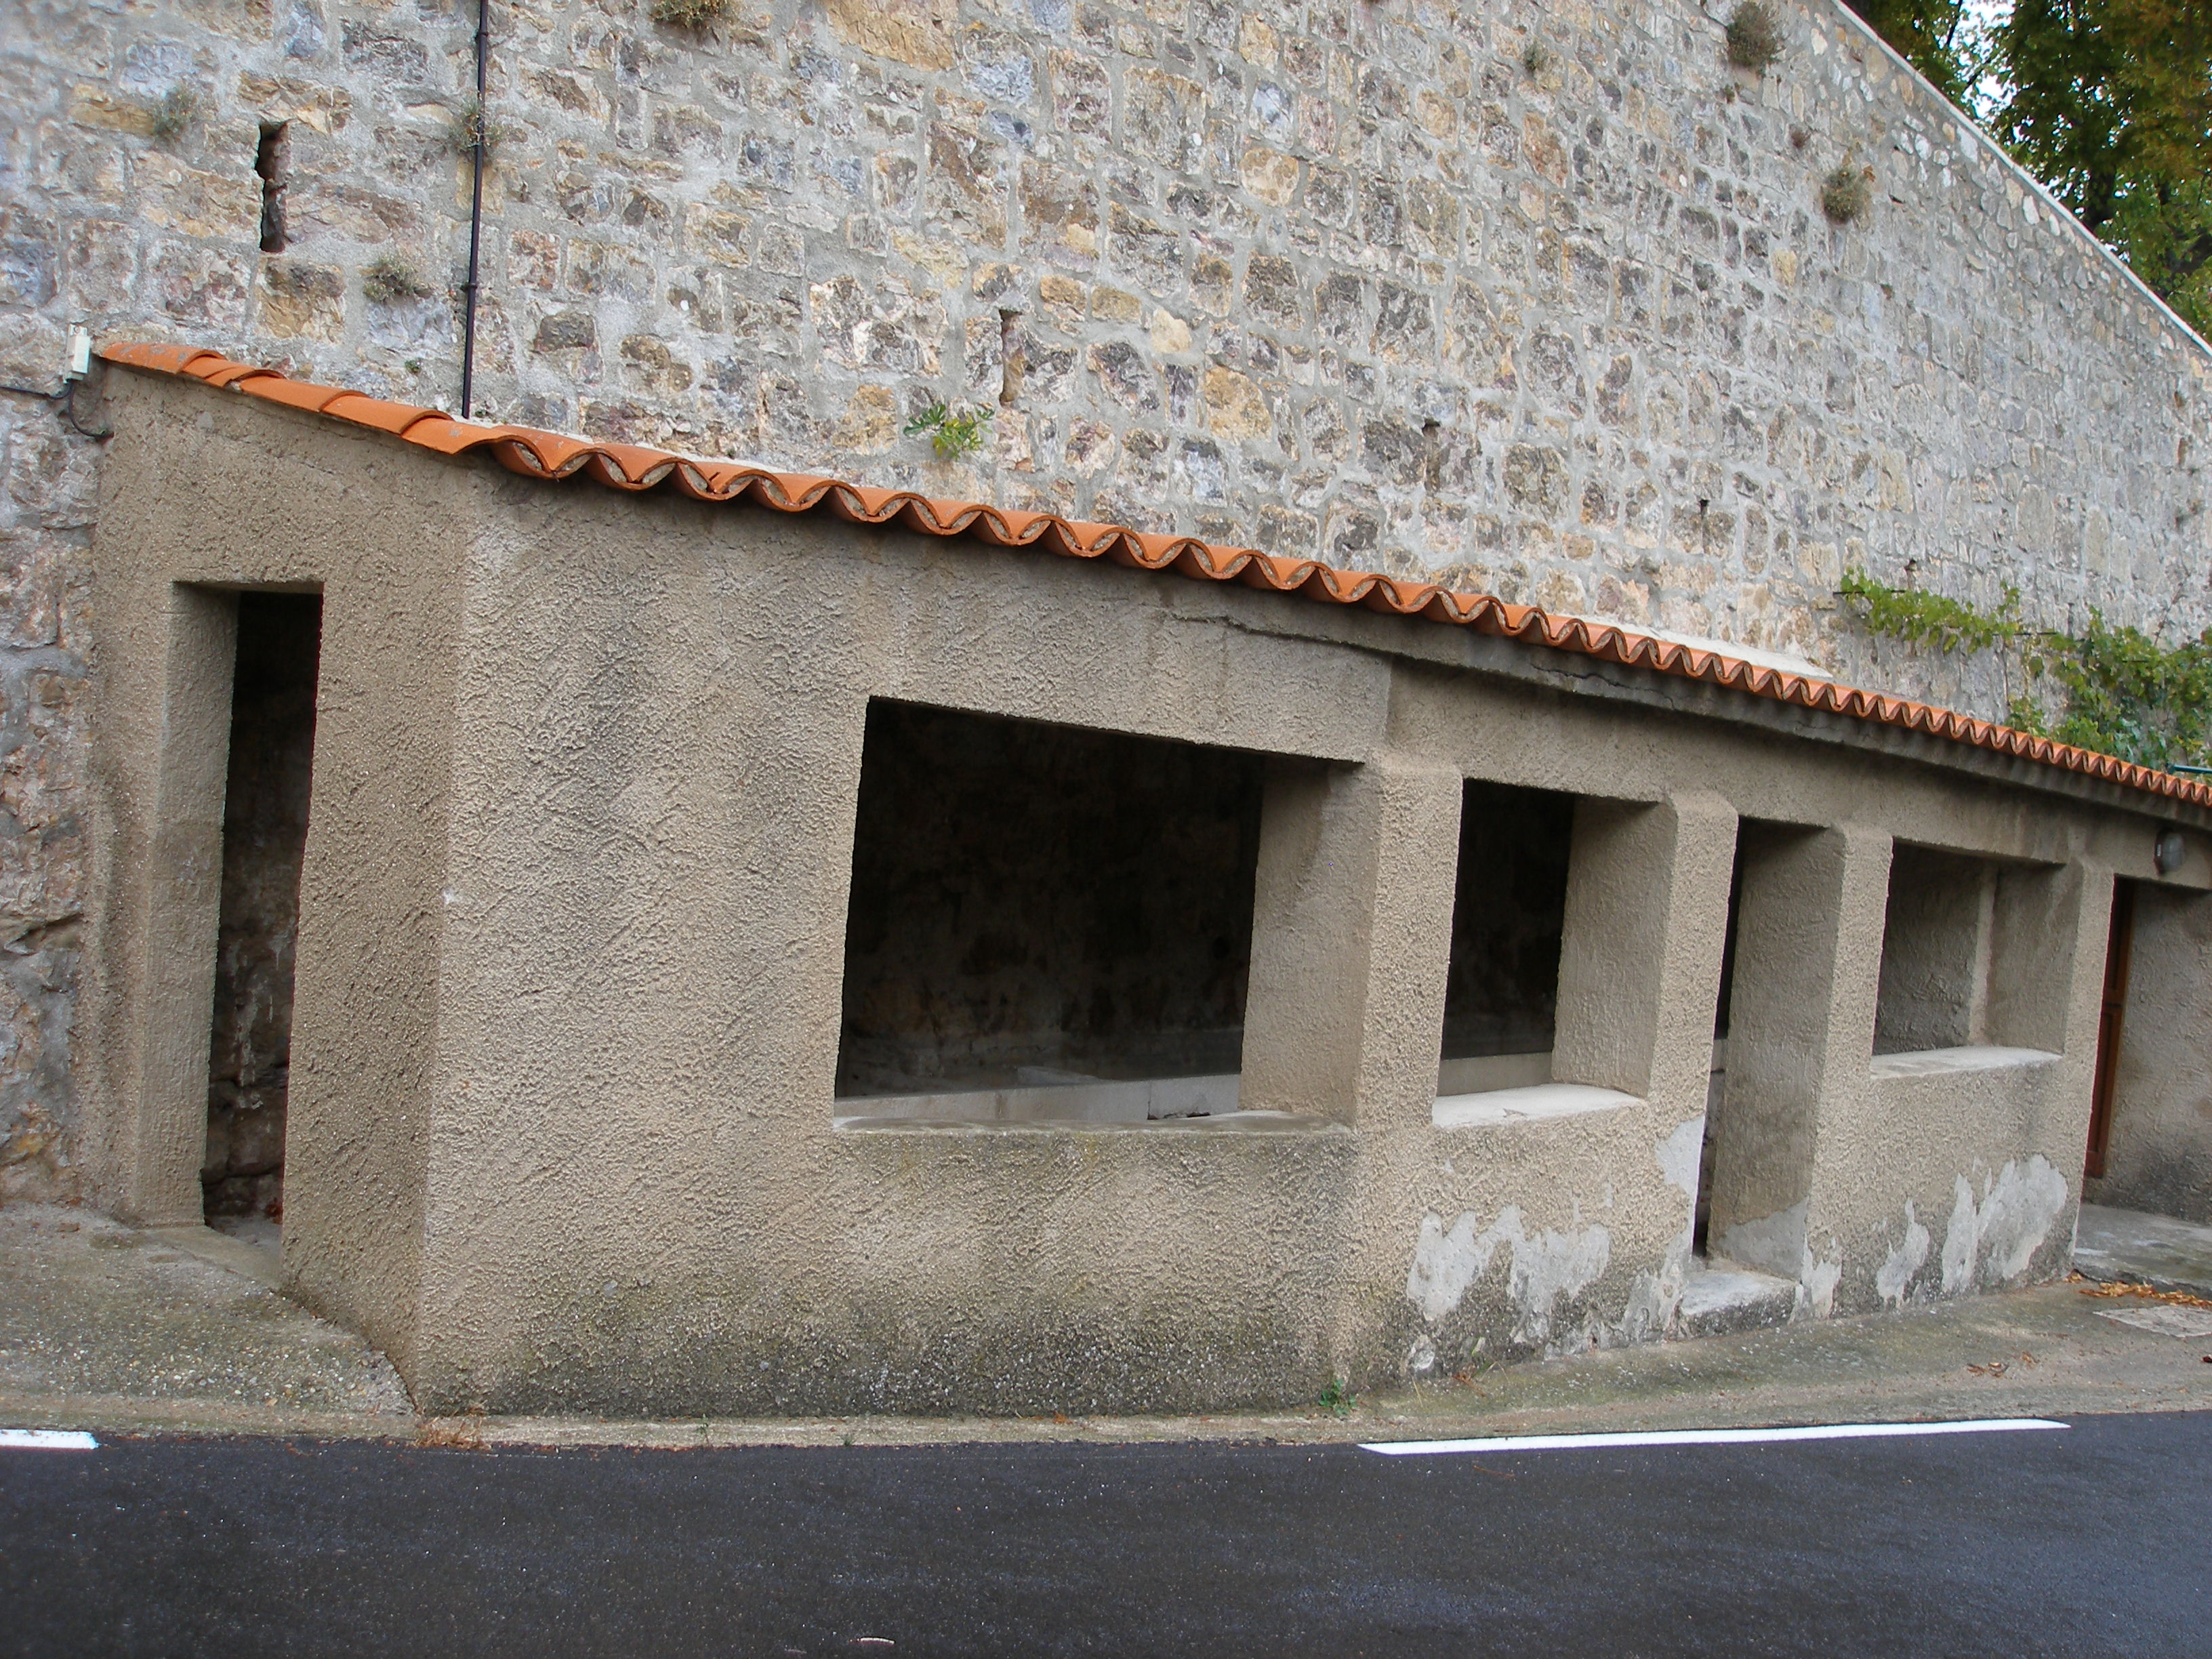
left=0, top=377, right=112, bottom=441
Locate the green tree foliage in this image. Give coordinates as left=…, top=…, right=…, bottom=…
left=1842, top=0, right=2212, bottom=337
left=1843, top=0, right=1988, bottom=104
left=1841, top=570, right=2212, bottom=769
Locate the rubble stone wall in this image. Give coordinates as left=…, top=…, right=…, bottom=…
left=4, top=0, right=2210, bottom=1198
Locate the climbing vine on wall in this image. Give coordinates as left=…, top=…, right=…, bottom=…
left=1839, top=569, right=2212, bottom=771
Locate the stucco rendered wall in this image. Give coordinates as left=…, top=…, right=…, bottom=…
left=8, top=0, right=2212, bottom=1202
left=74, top=371, right=2211, bottom=1414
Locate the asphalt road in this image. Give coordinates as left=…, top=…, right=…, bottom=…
left=3, top=1412, right=2207, bottom=1657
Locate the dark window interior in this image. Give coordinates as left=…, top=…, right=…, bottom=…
left=835, top=701, right=1265, bottom=1099
left=203, top=591, right=322, bottom=1223
left=255, top=122, right=288, bottom=253
left=1439, top=780, right=1576, bottom=1060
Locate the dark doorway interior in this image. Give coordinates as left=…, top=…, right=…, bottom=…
left=835, top=700, right=1265, bottom=1099
left=202, top=592, right=323, bottom=1225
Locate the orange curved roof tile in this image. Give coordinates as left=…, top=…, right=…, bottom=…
left=99, top=341, right=2212, bottom=813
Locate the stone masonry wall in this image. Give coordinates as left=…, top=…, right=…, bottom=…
left=3, top=0, right=2210, bottom=1199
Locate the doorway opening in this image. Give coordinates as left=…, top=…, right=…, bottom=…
left=201, top=592, right=323, bottom=1233
left=2085, top=879, right=2137, bottom=1179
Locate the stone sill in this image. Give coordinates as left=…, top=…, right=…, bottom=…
left=1432, top=1082, right=1643, bottom=1130
left=1868, top=1044, right=2062, bottom=1080
left=832, top=1109, right=1340, bottom=1136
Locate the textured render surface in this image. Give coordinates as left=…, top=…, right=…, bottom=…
left=2089, top=887, right=2212, bottom=1225
left=63, top=367, right=2212, bottom=1418
left=79, top=371, right=473, bottom=1378
left=7, top=0, right=2212, bottom=1240
left=3, top=1199, right=2209, bottom=1445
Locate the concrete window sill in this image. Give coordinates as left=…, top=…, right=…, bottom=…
left=1868, top=1044, right=2061, bottom=1080
left=1432, top=1082, right=1643, bottom=1130
left=832, top=1110, right=1340, bottom=1135
left=831, top=1072, right=1281, bottom=1130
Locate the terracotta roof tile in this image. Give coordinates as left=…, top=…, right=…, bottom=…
left=96, top=343, right=2212, bottom=813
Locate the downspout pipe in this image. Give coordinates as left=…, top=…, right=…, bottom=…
left=459, top=0, right=488, bottom=417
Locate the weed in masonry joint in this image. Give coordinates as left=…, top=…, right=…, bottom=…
left=1522, top=41, right=1554, bottom=78
left=363, top=255, right=435, bottom=306
left=1824, top=163, right=1873, bottom=224
left=1318, top=1377, right=1356, bottom=1416
left=904, top=401, right=996, bottom=462
left=150, top=85, right=201, bottom=145
left=1725, top=1, right=1783, bottom=73
left=651, top=0, right=731, bottom=26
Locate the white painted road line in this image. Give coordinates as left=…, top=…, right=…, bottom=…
left=1361, top=1418, right=2069, bottom=1456
left=0, top=1429, right=100, bottom=1450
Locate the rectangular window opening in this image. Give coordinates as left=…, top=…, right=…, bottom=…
left=1872, top=843, right=2005, bottom=1056
left=1435, top=779, right=1576, bottom=1097
left=255, top=121, right=289, bottom=254
left=834, top=701, right=1265, bottom=1125
left=201, top=592, right=322, bottom=1235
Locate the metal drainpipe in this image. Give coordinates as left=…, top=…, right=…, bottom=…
left=459, top=0, right=489, bottom=418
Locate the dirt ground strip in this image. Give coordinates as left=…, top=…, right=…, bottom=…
left=3, top=1203, right=2208, bottom=1450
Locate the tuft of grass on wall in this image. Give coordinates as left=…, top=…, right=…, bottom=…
left=362, top=255, right=435, bottom=306
left=1725, top=1, right=1784, bottom=73
left=1522, top=40, right=1554, bottom=78
left=1822, top=163, right=1872, bottom=224
left=650, top=0, right=732, bottom=28
left=149, top=85, right=202, bottom=145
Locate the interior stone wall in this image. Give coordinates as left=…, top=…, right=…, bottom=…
left=4, top=0, right=2210, bottom=1197
left=1437, top=778, right=1572, bottom=1060
left=201, top=591, right=321, bottom=1221
left=835, top=699, right=1264, bottom=1094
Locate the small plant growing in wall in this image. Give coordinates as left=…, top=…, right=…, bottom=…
left=149, top=84, right=203, bottom=146
left=1823, top=161, right=1873, bottom=224
left=1840, top=567, right=2212, bottom=770
left=1725, top=1, right=1783, bottom=73
left=1521, top=40, right=1554, bottom=79
left=445, top=97, right=508, bottom=156
left=362, top=255, right=435, bottom=306
left=1318, top=1376, right=1357, bottom=1417
left=904, top=401, right=996, bottom=462
left=650, top=0, right=731, bottom=28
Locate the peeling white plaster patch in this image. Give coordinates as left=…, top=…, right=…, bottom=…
left=1875, top=1200, right=1931, bottom=1309
left=1507, top=1220, right=1612, bottom=1347
left=1407, top=1333, right=1438, bottom=1376
left=1406, top=1206, right=1612, bottom=1347
left=1717, top=1200, right=1808, bottom=1282
left=1942, top=1156, right=2070, bottom=1293
left=1657, top=1117, right=1704, bottom=1196
left=1942, top=1176, right=1980, bottom=1294
left=1800, top=1248, right=1843, bottom=1319
left=1406, top=1208, right=1511, bottom=1325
